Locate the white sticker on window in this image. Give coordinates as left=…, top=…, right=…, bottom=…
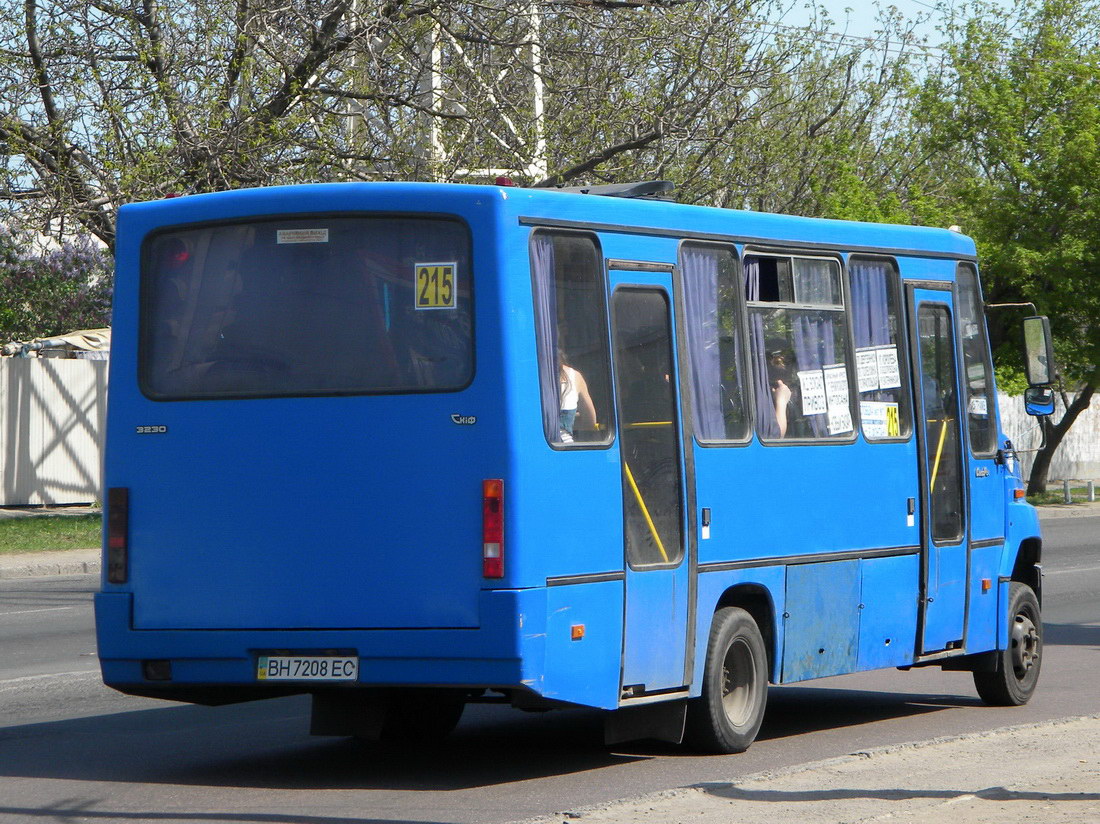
left=856, top=348, right=880, bottom=393
left=798, top=369, right=828, bottom=416
left=823, top=364, right=853, bottom=434
left=861, top=401, right=888, bottom=438
left=969, top=395, right=989, bottom=416
left=876, top=346, right=902, bottom=389
left=861, top=401, right=900, bottom=439
left=277, top=228, right=329, bottom=244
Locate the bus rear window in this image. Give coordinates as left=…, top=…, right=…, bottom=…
left=140, top=216, right=473, bottom=399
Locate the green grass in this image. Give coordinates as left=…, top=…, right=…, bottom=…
left=0, top=515, right=101, bottom=555
left=1027, top=486, right=1098, bottom=506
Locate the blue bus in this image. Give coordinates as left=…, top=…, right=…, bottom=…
left=95, top=180, right=1053, bottom=752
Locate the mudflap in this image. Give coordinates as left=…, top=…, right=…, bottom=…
left=310, top=691, right=387, bottom=738
left=604, top=699, right=687, bottom=746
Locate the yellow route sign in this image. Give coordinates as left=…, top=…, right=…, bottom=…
left=415, top=262, right=457, bottom=309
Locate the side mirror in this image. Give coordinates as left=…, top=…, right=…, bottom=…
left=1024, top=386, right=1055, bottom=417
left=1022, top=316, right=1055, bottom=386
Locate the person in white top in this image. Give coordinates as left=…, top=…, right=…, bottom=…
left=558, top=349, right=598, bottom=443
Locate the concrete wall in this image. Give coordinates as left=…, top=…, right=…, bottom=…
left=1, top=358, right=107, bottom=506
left=998, top=391, right=1100, bottom=482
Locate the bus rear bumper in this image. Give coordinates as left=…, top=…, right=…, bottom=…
left=94, top=588, right=540, bottom=704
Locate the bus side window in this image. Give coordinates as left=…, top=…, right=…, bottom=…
left=680, top=242, right=750, bottom=442
left=848, top=257, right=912, bottom=441
left=745, top=254, right=855, bottom=441
left=531, top=231, right=614, bottom=447
left=955, top=263, right=997, bottom=455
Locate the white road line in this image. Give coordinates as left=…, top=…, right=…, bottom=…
left=0, top=670, right=98, bottom=690
left=1045, top=564, right=1100, bottom=576
left=1, top=606, right=77, bottom=616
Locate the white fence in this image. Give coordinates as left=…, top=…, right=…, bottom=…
left=1, top=358, right=106, bottom=506
left=998, top=391, right=1100, bottom=483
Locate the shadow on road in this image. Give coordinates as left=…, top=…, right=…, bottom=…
left=0, top=683, right=983, bottom=789
left=0, top=696, right=638, bottom=791
left=0, top=809, right=444, bottom=824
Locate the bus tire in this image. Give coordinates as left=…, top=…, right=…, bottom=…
left=973, top=582, right=1042, bottom=706
left=684, top=607, right=768, bottom=753
left=379, top=690, right=466, bottom=744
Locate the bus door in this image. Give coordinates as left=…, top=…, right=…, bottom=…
left=908, top=285, right=969, bottom=654
left=609, top=279, right=692, bottom=696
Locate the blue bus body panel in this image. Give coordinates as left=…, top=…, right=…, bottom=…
left=98, top=182, right=1031, bottom=715
left=782, top=560, right=861, bottom=681
left=857, top=553, right=919, bottom=669
left=108, top=185, right=517, bottom=631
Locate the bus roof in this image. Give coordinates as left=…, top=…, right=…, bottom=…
left=119, top=181, right=977, bottom=260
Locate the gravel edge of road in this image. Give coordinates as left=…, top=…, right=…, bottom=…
left=521, top=713, right=1100, bottom=824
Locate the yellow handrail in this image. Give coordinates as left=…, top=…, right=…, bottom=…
left=929, top=418, right=949, bottom=495
left=623, top=461, right=670, bottom=563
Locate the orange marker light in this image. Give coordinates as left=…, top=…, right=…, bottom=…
left=1014, top=488, right=1027, bottom=499
left=571, top=624, right=585, bottom=641
left=982, top=578, right=993, bottom=593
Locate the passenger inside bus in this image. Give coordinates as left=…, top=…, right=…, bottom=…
left=767, top=346, right=803, bottom=438
left=558, top=348, right=597, bottom=442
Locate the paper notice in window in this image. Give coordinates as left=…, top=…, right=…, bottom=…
left=277, top=228, right=329, bottom=244
left=856, top=348, right=880, bottom=393
left=862, top=400, right=901, bottom=438
left=861, top=401, right=888, bottom=438
left=823, top=365, right=853, bottom=434
left=876, top=347, right=902, bottom=389
left=798, top=369, right=828, bottom=416
left=969, top=395, right=989, bottom=416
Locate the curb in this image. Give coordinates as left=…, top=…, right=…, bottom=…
left=0, top=550, right=100, bottom=579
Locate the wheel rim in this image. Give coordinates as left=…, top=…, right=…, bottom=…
left=721, top=637, right=758, bottom=727
left=1010, top=609, right=1040, bottom=680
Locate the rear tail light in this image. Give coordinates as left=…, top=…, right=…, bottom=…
left=106, top=487, right=129, bottom=583
left=482, top=479, right=504, bottom=578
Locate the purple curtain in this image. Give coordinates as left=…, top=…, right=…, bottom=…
left=850, top=259, right=891, bottom=347
left=681, top=246, right=723, bottom=439
left=531, top=234, right=560, bottom=441
left=849, top=258, right=903, bottom=422
left=744, top=259, right=781, bottom=439
left=791, top=312, right=836, bottom=437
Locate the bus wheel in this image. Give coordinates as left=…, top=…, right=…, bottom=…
left=973, top=582, right=1042, bottom=706
left=380, top=690, right=466, bottom=744
left=685, top=607, right=768, bottom=753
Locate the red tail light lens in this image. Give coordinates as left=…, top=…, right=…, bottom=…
left=482, top=479, right=504, bottom=579
left=106, top=487, right=129, bottom=583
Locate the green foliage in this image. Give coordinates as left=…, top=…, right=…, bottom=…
left=0, top=231, right=112, bottom=344
left=916, top=0, right=1100, bottom=380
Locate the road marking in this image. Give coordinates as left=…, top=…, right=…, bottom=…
left=0, top=670, right=99, bottom=690
left=1045, top=564, right=1100, bottom=576
left=1, top=606, right=77, bottom=616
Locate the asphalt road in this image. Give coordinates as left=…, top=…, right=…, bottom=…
left=1, top=511, right=1097, bottom=824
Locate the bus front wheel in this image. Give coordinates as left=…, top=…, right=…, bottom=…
left=685, top=607, right=768, bottom=753
left=973, top=582, right=1042, bottom=706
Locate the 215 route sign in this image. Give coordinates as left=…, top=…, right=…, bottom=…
left=415, top=262, right=457, bottom=310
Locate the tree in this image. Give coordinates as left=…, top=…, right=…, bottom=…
left=0, top=230, right=112, bottom=344
left=0, top=0, right=925, bottom=248
left=915, top=0, right=1100, bottom=493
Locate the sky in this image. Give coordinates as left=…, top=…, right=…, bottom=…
left=777, top=0, right=958, bottom=51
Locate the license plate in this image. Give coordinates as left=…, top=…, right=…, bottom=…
left=257, top=655, right=358, bottom=682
